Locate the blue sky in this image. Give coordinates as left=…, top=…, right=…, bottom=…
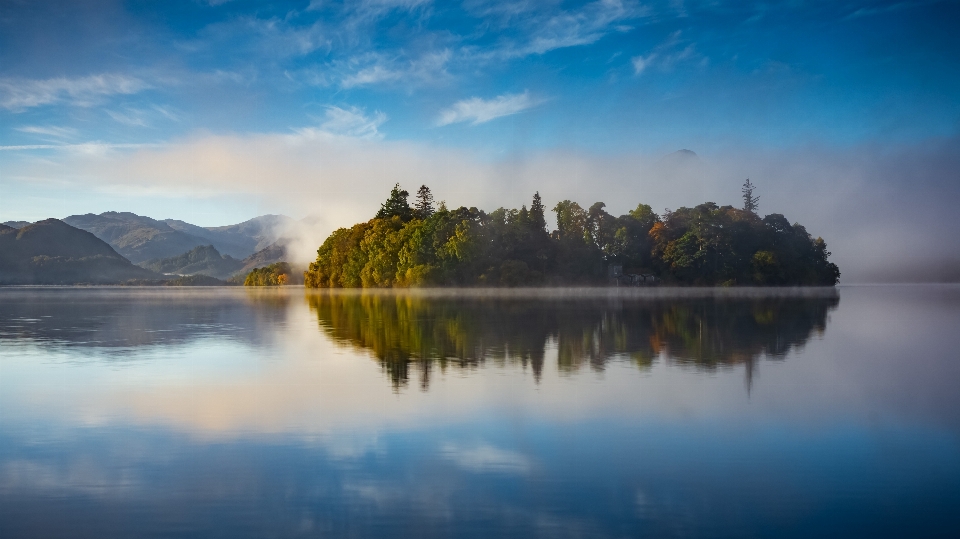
left=3, top=0, right=957, bottom=150
left=1, top=0, right=959, bottom=278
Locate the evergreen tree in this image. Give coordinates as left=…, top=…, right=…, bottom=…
left=742, top=179, right=759, bottom=213
left=529, top=192, right=547, bottom=233
left=413, top=185, right=435, bottom=220
left=377, top=183, right=413, bottom=220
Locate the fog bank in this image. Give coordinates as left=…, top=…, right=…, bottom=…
left=6, top=130, right=959, bottom=282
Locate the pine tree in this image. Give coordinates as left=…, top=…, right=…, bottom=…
left=529, top=192, right=547, bottom=233
left=376, top=183, right=412, bottom=220
left=413, top=185, right=435, bottom=220
left=742, top=179, right=759, bottom=213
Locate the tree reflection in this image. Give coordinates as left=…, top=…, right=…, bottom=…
left=306, top=290, right=839, bottom=390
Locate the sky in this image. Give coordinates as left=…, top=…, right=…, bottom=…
left=1, top=0, right=959, bottom=280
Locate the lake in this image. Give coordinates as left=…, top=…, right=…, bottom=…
left=1, top=286, right=958, bottom=538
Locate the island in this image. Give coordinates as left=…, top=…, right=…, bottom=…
left=304, top=182, right=840, bottom=288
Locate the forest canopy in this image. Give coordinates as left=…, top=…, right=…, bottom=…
left=304, top=183, right=840, bottom=288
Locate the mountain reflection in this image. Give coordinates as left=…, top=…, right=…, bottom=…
left=0, top=288, right=291, bottom=351
left=306, top=289, right=840, bottom=390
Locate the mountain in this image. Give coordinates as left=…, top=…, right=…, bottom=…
left=164, top=215, right=294, bottom=259
left=64, top=212, right=294, bottom=264
left=63, top=212, right=212, bottom=264
left=2, top=221, right=30, bottom=229
left=140, top=245, right=245, bottom=280
left=238, top=241, right=288, bottom=274
left=0, top=219, right=160, bottom=284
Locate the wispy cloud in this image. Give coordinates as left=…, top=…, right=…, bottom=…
left=14, top=126, right=79, bottom=140
left=631, top=30, right=699, bottom=76
left=521, top=0, right=637, bottom=55
left=632, top=53, right=656, bottom=75
left=315, top=105, right=388, bottom=139
left=437, top=91, right=539, bottom=126
left=339, top=50, right=451, bottom=88
left=107, top=108, right=150, bottom=127
left=475, top=0, right=641, bottom=60
left=844, top=1, right=926, bottom=20
left=0, top=74, right=149, bottom=111
left=0, top=142, right=159, bottom=153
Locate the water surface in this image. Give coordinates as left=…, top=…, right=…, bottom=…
left=1, top=286, right=958, bottom=538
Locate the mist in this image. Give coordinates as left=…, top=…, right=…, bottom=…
left=6, top=129, right=960, bottom=282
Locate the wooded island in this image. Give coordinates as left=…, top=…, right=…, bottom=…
left=303, top=182, right=840, bottom=288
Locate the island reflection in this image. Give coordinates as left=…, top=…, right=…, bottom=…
left=306, top=288, right=840, bottom=390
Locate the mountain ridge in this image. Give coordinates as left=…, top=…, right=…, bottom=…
left=0, top=219, right=161, bottom=284
left=63, top=212, right=294, bottom=264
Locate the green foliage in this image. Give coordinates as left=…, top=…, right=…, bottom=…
left=413, top=185, right=435, bottom=220
left=304, top=184, right=840, bottom=288
left=244, top=262, right=294, bottom=286
left=376, top=183, right=413, bottom=221
left=742, top=178, right=759, bottom=213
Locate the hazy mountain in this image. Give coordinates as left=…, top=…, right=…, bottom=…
left=2, top=221, right=30, bottom=229
left=164, top=215, right=294, bottom=259
left=140, top=245, right=245, bottom=280
left=657, top=149, right=700, bottom=166
left=63, top=212, right=212, bottom=264
left=0, top=219, right=160, bottom=285
left=237, top=240, right=290, bottom=276
left=64, top=212, right=294, bottom=264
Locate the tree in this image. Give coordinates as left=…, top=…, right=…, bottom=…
left=742, top=179, right=759, bottom=213
left=376, top=184, right=413, bottom=220
left=529, top=192, right=547, bottom=233
left=413, top=185, right=435, bottom=220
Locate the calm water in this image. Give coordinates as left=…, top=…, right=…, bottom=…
left=1, top=286, right=958, bottom=538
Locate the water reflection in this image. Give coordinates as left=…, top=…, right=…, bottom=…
left=2, top=286, right=959, bottom=538
left=0, top=288, right=290, bottom=351
left=306, top=289, right=839, bottom=390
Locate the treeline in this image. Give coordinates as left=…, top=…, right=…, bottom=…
left=304, top=183, right=840, bottom=288
left=244, top=262, right=298, bottom=286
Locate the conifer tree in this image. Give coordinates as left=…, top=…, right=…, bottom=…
left=529, top=192, right=547, bottom=233
left=413, top=185, right=435, bottom=220
left=376, top=184, right=412, bottom=220
left=742, top=179, right=759, bottom=213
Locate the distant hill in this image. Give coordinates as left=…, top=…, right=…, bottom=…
left=238, top=241, right=288, bottom=275
left=164, top=215, right=294, bottom=259
left=140, top=245, right=245, bottom=280
left=2, top=221, right=30, bottom=229
left=64, top=212, right=294, bottom=264
left=63, top=212, right=212, bottom=264
left=0, top=219, right=160, bottom=284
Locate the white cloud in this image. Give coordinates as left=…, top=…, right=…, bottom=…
left=14, top=126, right=79, bottom=139
left=483, top=0, right=642, bottom=59
left=341, top=63, right=401, bottom=87
left=0, top=142, right=158, bottom=153
left=312, top=105, right=387, bottom=139
left=631, top=31, right=698, bottom=76
left=632, top=53, right=656, bottom=75
left=107, top=108, right=150, bottom=127
left=437, top=91, right=539, bottom=126
left=339, top=50, right=451, bottom=89
left=0, top=74, right=148, bottom=111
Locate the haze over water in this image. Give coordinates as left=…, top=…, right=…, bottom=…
left=1, top=286, right=958, bottom=537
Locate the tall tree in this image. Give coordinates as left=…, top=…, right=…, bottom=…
left=413, top=185, right=435, bottom=220
left=742, top=179, right=759, bottom=213
left=377, top=184, right=413, bottom=220
left=529, top=192, right=547, bottom=233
